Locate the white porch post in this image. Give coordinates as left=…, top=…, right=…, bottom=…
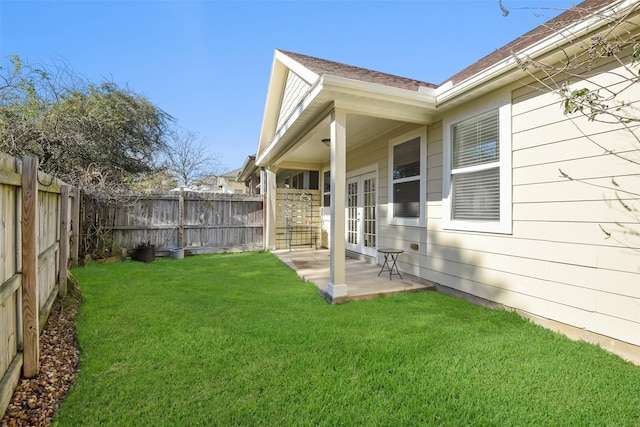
left=328, top=109, right=347, bottom=298
left=264, top=168, right=277, bottom=251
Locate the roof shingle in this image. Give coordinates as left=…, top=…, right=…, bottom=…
left=443, top=0, right=614, bottom=85
left=278, top=49, right=437, bottom=91
left=278, top=0, right=616, bottom=91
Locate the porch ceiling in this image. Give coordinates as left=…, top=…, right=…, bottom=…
left=257, top=75, right=436, bottom=170
left=273, top=114, right=405, bottom=169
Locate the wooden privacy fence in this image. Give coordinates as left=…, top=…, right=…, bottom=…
left=0, top=154, right=80, bottom=418
left=85, top=191, right=264, bottom=257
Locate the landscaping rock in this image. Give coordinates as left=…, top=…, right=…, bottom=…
left=1, top=283, right=81, bottom=427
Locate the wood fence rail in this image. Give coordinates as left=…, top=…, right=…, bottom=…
left=1, top=153, right=264, bottom=419
left=0, top=154, right=80, bottom=418
left=83, top=191, right=264, bottom=258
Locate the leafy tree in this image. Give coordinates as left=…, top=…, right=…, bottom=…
left=129, top=169, right=178, bottom=193
left=0, top=55, right=172, bottom=197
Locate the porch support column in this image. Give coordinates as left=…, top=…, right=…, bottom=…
left=328, top=109, right=347, bottom=299
left=264, top=168, right=277, bottom=251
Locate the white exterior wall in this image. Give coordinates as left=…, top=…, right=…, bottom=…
left=345, top=123, right=428, bottom=277
left=422, top=64, right=640, bottom=347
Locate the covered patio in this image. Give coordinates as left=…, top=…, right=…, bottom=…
left=274, top=248, right=436, bottom=304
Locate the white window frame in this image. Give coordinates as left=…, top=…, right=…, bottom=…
left=442, top=97, right=512, bottom=234
left=321, top=167, right=331, bottom=208
left=388, top=127, right=427, bottom=227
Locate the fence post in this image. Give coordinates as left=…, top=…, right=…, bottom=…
left=69, top=187, right=80, bottom=267
left=21, top=157, right=39, bottom=378
left=178, top=189, right=184, bottom=248
left=59, top=185, right=69, bottom=297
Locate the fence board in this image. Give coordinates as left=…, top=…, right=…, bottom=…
left=0, top=153, right=78, bottom=417
left=84, top=192, right=264, bottom=256
left=21, top=157, right=40, bottom=378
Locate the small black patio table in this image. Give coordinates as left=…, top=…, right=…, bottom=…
left=377, top=248, right=404, bottom=280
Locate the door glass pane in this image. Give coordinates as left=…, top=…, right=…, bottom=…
left=347, top=181, right=358, bottom=245
left=363, top=177, right=376, bottom=249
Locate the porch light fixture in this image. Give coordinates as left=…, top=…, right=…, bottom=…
left=321, top=138, right=330, bottom=147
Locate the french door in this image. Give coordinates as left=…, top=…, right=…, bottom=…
left=346, top=172, right=377, bottom=257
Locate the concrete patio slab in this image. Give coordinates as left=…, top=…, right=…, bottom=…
left=273, top=248, right=436, bottom=303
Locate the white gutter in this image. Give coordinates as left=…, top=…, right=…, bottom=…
left=321, top=75, right=437, bottom=106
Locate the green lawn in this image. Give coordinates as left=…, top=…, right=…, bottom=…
left=54, top=252, right=640, bottom=426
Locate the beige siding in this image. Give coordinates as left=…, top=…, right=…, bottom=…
left=342, top=123, right=428, bottom=276
left=276, top=71, right=311, bottom=131
left=422, top=62, right=640, bottom=348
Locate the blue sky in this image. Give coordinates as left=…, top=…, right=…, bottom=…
left=0, top=0, right=576, bottom=172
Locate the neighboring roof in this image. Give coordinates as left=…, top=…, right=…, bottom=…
left=443, top=0, right=614, bottom=85
left=277, top=49, right=437, bottom=91
left=237, top=154, right=258, bottom=182
left=221, top=168, right=242, bottom=179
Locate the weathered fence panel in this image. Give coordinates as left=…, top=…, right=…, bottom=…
left=85, top=191, right=264, bottom=257
left=0, top=154, right=79, bottom=418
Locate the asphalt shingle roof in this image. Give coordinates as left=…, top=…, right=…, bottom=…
left=279, top=0, right=615, bottom=91
left=277, top=49, right=437, bottom=91
left=444, top=0, right=614, bottom=85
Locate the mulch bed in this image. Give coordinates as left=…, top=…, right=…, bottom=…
left=1, top=281, right=81, bottom=427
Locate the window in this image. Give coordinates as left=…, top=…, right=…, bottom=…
left=443, top=101, right=512, bottom=233
left=388, top=128, right=426, bottom=226
left=322, top=170, right=330, bottom=207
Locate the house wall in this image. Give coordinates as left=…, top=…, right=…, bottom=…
left=316, top=64, right=639, bottom=350
left=344, top=123, right=428, bottom=275
left=422, top=61, right=640, bottom=348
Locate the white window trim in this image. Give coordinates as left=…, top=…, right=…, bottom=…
left=321, top=167, right=331, bottom=208
left=442, top=98, right=512, bottom=234
left=388, top=127, right=427, bottom=227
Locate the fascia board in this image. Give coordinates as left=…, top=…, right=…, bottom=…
left=321, top=75, right=437, bottom=107
left=257, top=56, right=288, bottom=160
left=257, top=51, right=322, bottom=166
left=256, top=74, right=438, bottom=166
left=274, top=49, right=319, bottom=84
left=256, top=79, right=326, bottom=167
left=237, top=156, right=257, bottom=181
left=436, top=0, right=635, bottom=105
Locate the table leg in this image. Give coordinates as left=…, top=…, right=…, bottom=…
left=389, top=254, right=403, bottom=280
left=378, top=253, right=390, bottom=277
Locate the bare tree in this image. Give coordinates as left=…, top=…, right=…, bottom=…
left=164, top=128, right=225, bottom=187
left=502, top=0, right=640, bottom=247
